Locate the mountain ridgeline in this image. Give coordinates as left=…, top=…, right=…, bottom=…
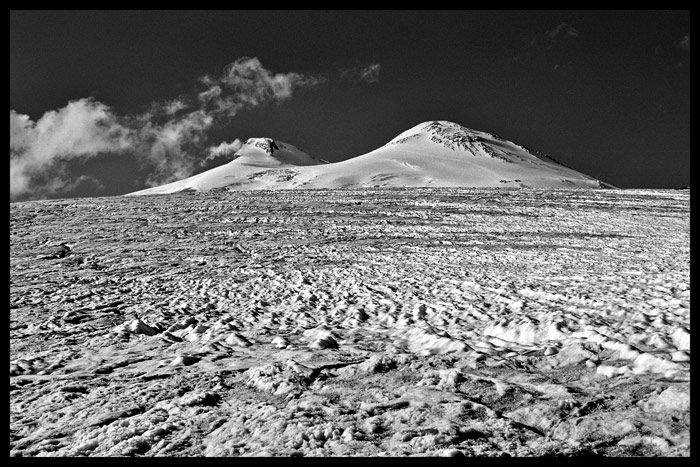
left=127, top=121, right=614, bottom=196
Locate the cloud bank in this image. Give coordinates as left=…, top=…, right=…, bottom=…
left=10, top=57, right=381, bottom=200
left=10, top=100, right=133, bottom=200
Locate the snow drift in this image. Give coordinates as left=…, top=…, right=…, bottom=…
left=127, top=121, right=613, bottom=195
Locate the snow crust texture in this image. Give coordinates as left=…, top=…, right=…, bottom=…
left=10, top=188, right=689, bottom=457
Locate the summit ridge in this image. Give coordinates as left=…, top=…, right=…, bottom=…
left=127, top=120, right=614, bottom=196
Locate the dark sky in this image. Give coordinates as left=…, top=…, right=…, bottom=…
left=10, top=10, right=690, bottom=200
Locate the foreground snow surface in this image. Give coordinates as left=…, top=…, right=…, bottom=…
left=10, top=188, right=689, bottom=457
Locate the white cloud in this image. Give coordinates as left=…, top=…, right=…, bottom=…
left=197, top=85, right=222, bottom=104
left=148, top=98, right=190, bottom=118
left=9, top=99, right=217, bottom=199
left=202, top=57, right=326, bottom=112
left=359, top=64, right=381, bottom=83
left=10, top=99, right=133, bottom=199
left=340, top=63, right=382, bottom=83
left=10, top=57, right=382, bottom=200
left=206, top=139, right=244, bottom=160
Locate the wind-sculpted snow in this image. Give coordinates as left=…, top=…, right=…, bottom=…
left=10, top=188, right=689, bottom=456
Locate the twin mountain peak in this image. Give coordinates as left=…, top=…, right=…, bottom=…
left=128, top=120, right=614, bottom=196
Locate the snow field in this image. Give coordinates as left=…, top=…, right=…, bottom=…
left=10, top=187, right=689, bottom=456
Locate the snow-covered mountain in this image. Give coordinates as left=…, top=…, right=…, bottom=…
left=127, top=121, right=613, bottom=195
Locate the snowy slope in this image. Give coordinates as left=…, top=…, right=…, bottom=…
left=127, top=138, right=323, bottom=195
left=127, top=121, right=612, bottom=195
